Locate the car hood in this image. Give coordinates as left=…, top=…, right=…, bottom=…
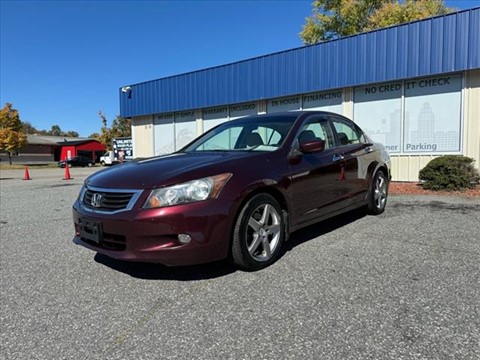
left=85, top=152, right=259, bottom=189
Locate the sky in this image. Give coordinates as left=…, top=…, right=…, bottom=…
left=1, top=0, right=479, bottom=137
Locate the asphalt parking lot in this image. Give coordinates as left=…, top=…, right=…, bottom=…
left=1, top=166, right=479, bottom=360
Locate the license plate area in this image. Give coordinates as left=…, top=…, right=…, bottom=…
left=78, top=217, right=103, bottom=243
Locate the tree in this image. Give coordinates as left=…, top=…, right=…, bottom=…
left=0, top=103, right=28, bottom=165
left=96, top=111, right=113, bottom=149
left=94, top=111, right=132, bottom=149
left=20, top=120, right=80, bottom=137
left=50, top=125, right=62, bottom=136
left=65, top=130, right=79, bottom=137
left=366, top=0, right=451, bottom=30
left=22, top=121, right=39, bottom=134
left=88, top=132, right=100, bottom=139
left=300, top=0, right=452, bottom=44
left=111, top=116, right=132, bottom=138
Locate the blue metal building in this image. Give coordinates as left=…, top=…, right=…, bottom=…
left=120, top=8, right=480, bottom=181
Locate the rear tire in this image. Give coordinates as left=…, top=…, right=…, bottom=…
left=368, top=170, right=388, bottom=215
left=232, top=194, right=285, bottom=271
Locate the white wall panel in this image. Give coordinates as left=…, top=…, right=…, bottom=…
left=154, top=113, right=174, bottom=155
left=132, top=116, right=153, bottom=158
left=174, top=110, right=196, bottom=150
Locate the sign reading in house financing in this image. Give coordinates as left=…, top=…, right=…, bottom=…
left=303, top=90, right=343, bottom=113
left=267, top=96, right=301, bottom=113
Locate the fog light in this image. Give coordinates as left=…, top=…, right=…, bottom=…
left=178, top=234, right=191, bottom=244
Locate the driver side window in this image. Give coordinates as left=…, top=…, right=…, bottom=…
left=298, top=120, right=332, bottom=149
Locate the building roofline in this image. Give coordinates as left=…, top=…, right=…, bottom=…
left=120, top=7, right=479, bottom=90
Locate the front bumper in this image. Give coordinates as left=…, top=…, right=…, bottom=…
left=72, top=198, right=235, bottom=266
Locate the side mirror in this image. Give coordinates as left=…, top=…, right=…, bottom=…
left=299, top=140, right=325, bottom=153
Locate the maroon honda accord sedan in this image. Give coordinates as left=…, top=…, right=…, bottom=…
left=73, top=111, right=390, bottom=270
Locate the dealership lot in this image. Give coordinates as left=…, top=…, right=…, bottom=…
left=1, top=167, right=479, bottom=359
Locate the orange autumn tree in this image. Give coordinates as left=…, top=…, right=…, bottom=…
left=0, top=103, right=27, bottom=165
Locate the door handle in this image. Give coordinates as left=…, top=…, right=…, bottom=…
left=332, top=154, right=344, bottom=162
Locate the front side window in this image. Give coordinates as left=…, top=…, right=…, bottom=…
left=297, top=118, right=333, bottom=149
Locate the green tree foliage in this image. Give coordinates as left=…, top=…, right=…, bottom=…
left=92, top=111, right=131, bottom=149
left=111, top=116, right=132, bottom=138
left=22, top=121, right=38, bottom=134
left=65, top=130, right=80, bottom=137
left=21, top=121, right=79, bottom=137
left=300, top=0, right=452, bottom=44
left=366, top=0, right=451, bottom=30
left=0, top=103, right=28, bottom=164
left=50, top=125, right=62, bottom=136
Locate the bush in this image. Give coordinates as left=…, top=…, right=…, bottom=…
left=419, top=156, right=480, bottom=191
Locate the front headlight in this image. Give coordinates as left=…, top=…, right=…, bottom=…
left=143, top=173, right=232, bottom=209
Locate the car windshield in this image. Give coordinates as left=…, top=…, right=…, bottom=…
left=183, top=115, right=298, bottom=152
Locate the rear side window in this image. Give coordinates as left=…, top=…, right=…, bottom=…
left=331, top=118, right=361, bottom=146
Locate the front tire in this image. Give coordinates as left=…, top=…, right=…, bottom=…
left=368, top=170, right=388, bottom=214
left=232, top=194, right=285, bottom=271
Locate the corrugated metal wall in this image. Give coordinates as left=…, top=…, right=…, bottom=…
left=120, top=8, right=480, bottom=118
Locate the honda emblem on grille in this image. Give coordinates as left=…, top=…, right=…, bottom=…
left=91, top=193, right=103, bottom=208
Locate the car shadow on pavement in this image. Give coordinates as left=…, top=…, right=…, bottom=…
left=94, top=254, right=236, bottom=281
left=94, top=208, right=367, bottom=280
left=283, top=207, right=367, bottom=252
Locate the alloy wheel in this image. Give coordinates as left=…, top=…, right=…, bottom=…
left=245, top=203, right=282, bottom=262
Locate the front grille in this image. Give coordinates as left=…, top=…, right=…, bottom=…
left=83, top=189, right=136, bottom=212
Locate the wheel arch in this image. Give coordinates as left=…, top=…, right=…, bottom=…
left=228, top=185, right=290, bottom=259
left=367, top=162, right=390, bottom=185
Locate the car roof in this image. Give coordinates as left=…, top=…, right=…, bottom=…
left=227, top=110, right=339, bottom=125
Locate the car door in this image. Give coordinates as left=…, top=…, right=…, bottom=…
left=287, top=116, right=345, bottom=227
left=329, top=115, right=373, bottom=207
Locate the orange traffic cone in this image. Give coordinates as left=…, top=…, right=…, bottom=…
left=63, top=165, right=72, bottom=180
left=23, top=166, right=31, bottom=180
left=338, top=166, right=346, bottom=181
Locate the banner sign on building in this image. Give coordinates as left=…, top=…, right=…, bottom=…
left=303, top=90, right=343, bottom=113
left=403, top=74, right=462, bottom=153
left=354, top=82, right=402, bottom=153
left=353, top=74, right=462, bottom=154
left=112, top=137, right=133, bottom=160
left=229, top=103, right=257, bottom=119
left=267, top=96, right=301, bottom=113
left=203, top=106, right=229, bottom=132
